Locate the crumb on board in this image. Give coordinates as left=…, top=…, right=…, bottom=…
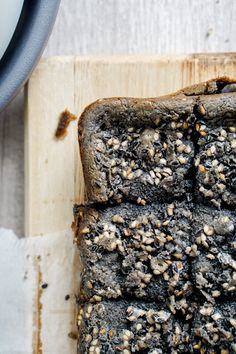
left=68, top=332, right=78, bottom=340
left=55, top=109, right=77, bottom=139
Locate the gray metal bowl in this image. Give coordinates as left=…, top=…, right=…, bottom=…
left=0, top=0, right=60, bottom=112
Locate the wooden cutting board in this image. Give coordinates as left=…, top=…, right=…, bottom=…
left=13, top=54, right=236, bottom=353
left=25, top=54, right=236, bottom=237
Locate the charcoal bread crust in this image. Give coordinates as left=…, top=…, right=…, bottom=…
left=78, top=77, right=236, bottom=205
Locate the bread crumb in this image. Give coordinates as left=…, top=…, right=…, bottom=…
left=55, top=109, right=77, bottom=139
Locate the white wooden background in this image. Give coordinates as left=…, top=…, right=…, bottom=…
left=0, top=0, right=236, bottom=236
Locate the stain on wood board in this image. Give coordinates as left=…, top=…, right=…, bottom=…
left=0, top=228, right=80, bottom=354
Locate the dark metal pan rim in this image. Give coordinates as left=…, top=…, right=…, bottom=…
left=0, top=0, right=60, bottom=113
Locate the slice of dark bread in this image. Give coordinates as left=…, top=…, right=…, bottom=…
left=77, top=300, right=191, bottom=354
left=195, top=126, right=236, bottom=208
left=191, top=206, right=236, bottom=301
left=78, top=77, right=236, bottom=205
left=74, top=202, right=193, bottom=315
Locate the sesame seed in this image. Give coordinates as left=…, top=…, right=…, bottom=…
left=81, top=227, right=90, bottom=234
left=198, top=164, right=206, bottom=173
left=112, top=215, right=125, bottom=223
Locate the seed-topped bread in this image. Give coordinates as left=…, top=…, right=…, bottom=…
left=191, top=206, right=236, bottom=301
left=77, top=300, right=191, bottom=354
left=74, top=202, right=193, bottom=315
left=78, top=77, right=236, bottom=205
left=76, top=77, right=236, bottom=354
left=192, top=302, right=236, bottom=353
left=195, top=126, right=236, bottom=208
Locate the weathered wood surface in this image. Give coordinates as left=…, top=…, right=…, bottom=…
left=46, top=0, right=236, bottom=56
left=0, top=228, right=79, bottom=354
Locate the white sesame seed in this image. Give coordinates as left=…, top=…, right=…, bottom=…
left=159, top=158, right=167, bottom=165
left=178, top=156, right=186, bottom=164
left=112, top=215, right=125, bottom=223
left=184, top=145, right=192, bottom=153
left=123, top=350, right=131, bottom=354
left=203, top=225, right=214, bottom=236
left=231, top=140, right=236, bottom=149
left=229, top=127, right=236, bottom=132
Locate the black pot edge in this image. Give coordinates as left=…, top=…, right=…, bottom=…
left=0, top=0, right=61, bottom=112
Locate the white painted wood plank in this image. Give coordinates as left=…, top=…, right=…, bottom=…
left=45, top=0, right=236, bottom=56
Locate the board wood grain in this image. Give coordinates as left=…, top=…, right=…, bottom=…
left=25, top=54, right=236, bottom=237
